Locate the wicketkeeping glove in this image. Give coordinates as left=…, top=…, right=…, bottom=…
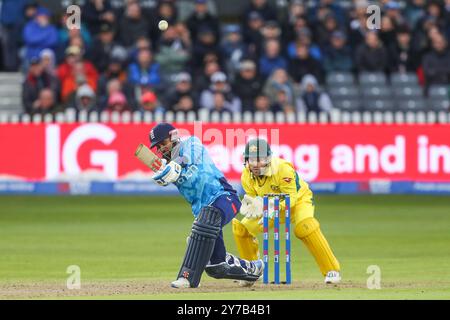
left=239, top=195, right=264, bottom=219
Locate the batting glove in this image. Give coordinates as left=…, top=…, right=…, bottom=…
left=152, top=160, right=182, bottom=186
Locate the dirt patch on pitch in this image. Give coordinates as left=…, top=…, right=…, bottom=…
left=0, top=279, right=439, bottom=299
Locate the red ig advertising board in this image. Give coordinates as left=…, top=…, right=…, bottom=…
left=0, top=123, right=449, bottom=182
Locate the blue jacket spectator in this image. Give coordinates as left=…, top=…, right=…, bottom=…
left=128, top=49, right=161, bottom=87
left=0, top=0, right=30, bottom=25
left=309, top=0, right=347, bottom=26
left=0, top=0, right=33, bottom=70
left=259, top=39, right=288, bottom=79
left=287, top=28, right=323, bottom=61
left=23, top=7, right=58, bottom=63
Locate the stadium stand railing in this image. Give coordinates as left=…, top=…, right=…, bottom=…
left=1, top=108, right=449, bottom=125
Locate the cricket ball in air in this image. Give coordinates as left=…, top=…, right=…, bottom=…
left=158, top=20, right=169, bottom=31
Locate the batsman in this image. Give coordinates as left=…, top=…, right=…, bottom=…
left=147, top=123, right=264, bottom=288
left=232, top=138, right=341, bottom=284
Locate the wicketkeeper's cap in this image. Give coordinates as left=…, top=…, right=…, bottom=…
left=149, top=123, right=177, bottom=148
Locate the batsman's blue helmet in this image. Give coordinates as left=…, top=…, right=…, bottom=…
left=149, top=123, right=177, bottom=148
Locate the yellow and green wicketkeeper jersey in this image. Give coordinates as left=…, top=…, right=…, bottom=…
left=241, top=157, right=312, bottom=213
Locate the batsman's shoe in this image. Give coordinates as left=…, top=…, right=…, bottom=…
left=324, top=271, right=341, bottom=284
left=238, top=259, right=264, bottom=287
left=171, top=277, right=192, bottom=288
left=205, top=254, right=262, bottom=282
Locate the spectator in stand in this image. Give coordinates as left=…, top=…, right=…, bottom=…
left=287, top=27, right=323, bottom=61
left=66, top=84, right=97, bottom=113
left=242, top=0, right=277, bottom=28
left=348, top=0, right=370, bottom=49
left=242, top=11, right=265, bottom=58
left=405, top=0, right=427, bottom=29
left=413, top=1, right=448, bottom=53
left=88, top=23, right=124, bottom=74
left=29, top=88, right=62, bottom=115
left=296, top=74, right=333, bottom=114
left=287, top=0, right=307, bottom=24
left=154, top=24, right=191, bottom=78
left=22, top=2, right=38, bottom=23
left=148, top=0, right=178, bottom=45
left=140, top=91, right=165, bottom=113
left=119, top=1, right=150, bottom=48
left=384, top=1, right=406, bottom=26
left=355, top=31, right=389, bottom=73
left=172, top=95, right=196, bottom=113
left=106, top=91, right=131, bottom=113
left=276, top=87, right=297, bottom=114
left=191, top=26, right=221, bottom=71
left=232, top=60, right=263, bottom=112
left=200, top=71, right=241, bottom=112
left=128, top=36, right=152, bottom=64
left=288, top=42, right=323, bottom=83
left=40, top=49, right=57, bottom=76
left=220, top=24, right=247, bottom=78
left=253, top=94, right=282, bottom=113
left=211, top=92, right=234, bottom=114
left=164, top=72, right=198, bottom=111
left=128, top=48, right=161, bottom=89
left=263, top=68, right=297, bottom=109
left=286, top=14, right=309, bottom=45
left=310, top=0, right=347, bottom=26
left=186, top=0, right=221, bottom=46
left=193, top=59, right=220, bottom=92
left=261, top=21, right=282, bottom=43
left=83, top=0, right=116, bottom=36
left=259, top=39, right=287, bottom=79
left=97, top=58, right=130, bottom=101
left=315, top=13, right=341, bottom=48
left=58, top=12, right=92, bottom=56
left=57, top=46, right=99, bottom=103
left=323, top=31, right=353, bottom=73
left=0, top=0, right=32, bottom=71
left=22, top=56, right=59, bottom=114
left=282, top=0, right=308, bottom=43
left=423, top=1, right=448, bottom=31
left=174, top=22, right=192, bottom=51
left=379, top=16, right=397, bottom=49
left=22, top=7, right=58, bottom=66
left=99, top=78, right=128, bottom=110
left=422, top=34, right=450, bottom=87
left=389, top=25, right=420, bottom=73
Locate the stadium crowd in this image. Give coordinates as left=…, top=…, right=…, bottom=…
left=0, top=0, right=449, bottom=116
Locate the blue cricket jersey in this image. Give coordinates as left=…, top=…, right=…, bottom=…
left=173, top=136, right=236, bottom=217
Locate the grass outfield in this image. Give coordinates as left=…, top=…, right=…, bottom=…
left=0, top=195, right=449, bottom=300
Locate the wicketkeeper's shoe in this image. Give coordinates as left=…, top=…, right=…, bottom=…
left=171, top=277, right=191, bottom=288
left=324, top=271, right=341, bottom=284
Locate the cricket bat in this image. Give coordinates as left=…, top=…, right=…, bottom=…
left=135, top=144, right=163, bottom=172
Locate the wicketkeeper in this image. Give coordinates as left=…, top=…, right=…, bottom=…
left=232, top=138, right=341, bottom=284
left=148, top=123, right=264, bottom=288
